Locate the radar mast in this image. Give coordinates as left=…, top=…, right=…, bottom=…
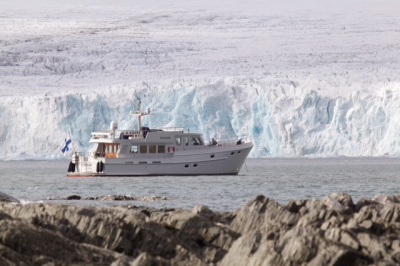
left=130, top=99, right=150, bottom=132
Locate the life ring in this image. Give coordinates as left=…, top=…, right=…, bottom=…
left=168, top=146, right=176, bottom=153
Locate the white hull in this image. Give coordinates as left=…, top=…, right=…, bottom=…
left=66, top=99, right=253, bottom=177
left=68, top=142, right=252, bottom=177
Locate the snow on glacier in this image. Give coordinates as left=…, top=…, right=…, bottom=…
left=1, top=0, right=400, bottom=160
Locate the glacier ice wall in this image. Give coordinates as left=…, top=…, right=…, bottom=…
left=1, top=0, right=400, bottom=160
left=1, top=77, right=400, bottom=160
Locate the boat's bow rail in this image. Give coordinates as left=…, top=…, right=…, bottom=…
left=205, top=137, right=252, bottom=147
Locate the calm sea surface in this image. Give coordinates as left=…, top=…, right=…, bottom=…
left=1, top=158, right=399, bottom=212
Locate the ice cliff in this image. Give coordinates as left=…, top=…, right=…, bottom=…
left=1, top=77, right=400, bottom=160
left=1, top=0, right=400, bottom=159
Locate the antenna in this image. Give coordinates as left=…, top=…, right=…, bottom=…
left=130, top=98, right=150, bottom=132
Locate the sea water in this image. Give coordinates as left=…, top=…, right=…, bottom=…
left=1, top=158, right=399, bottom=212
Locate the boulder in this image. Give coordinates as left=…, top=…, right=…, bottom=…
left=1, top=192, right=400, bottom=265
left=0, top=192, right=20, bottom=203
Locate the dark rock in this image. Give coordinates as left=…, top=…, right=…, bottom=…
left=220, top=230, right=284, bottom=266
left=57, top=194, right=168, bottom=201
left=279, top=227, right=318, bottom=263
left=150, top=208, right=240, bottom=263
left=229, top=195, right=299, bottom=235
left=0, top=192, right=20, bottom=203
left=1, top=192, right=400, bottom=265
left=0, top=217, right=133, bottom=265
left=66, top=195, right=81, bottom=200
left=355, top=197, right=376, bottom=212
left=286, top=199, right=307, bottom=213
left=328, top=249, right=373, bottom=266
left=192, top=205, right=216, bottom=220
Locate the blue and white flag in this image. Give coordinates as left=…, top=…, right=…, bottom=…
left=61, top=138, right=72, bottom=153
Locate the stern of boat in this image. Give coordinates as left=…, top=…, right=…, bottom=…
left=66, top=152, right=105, bottom=177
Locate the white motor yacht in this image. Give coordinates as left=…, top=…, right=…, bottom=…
left=67, top=100, right=253, bottom=177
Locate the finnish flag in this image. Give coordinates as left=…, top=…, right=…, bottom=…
left=61, top=139, right=72, bottom=153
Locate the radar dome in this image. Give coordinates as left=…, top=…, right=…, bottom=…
left=110, top=121, right=118, bottom=130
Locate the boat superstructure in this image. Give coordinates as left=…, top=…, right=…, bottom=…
left=67, top=100, right=253, bottom=177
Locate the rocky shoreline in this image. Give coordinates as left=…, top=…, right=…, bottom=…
left=48, top=194, right=168, bottom=202
left=1, top=192, right=400, bottom=265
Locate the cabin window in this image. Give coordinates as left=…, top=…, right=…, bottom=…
left=185, top=137, right=190, bottom=146
left=140, top=145, right=147, bottom=154
left=130, top=145, right=138, bottom=153
left=175, top=137, right=181, bottom=145
left=105, top=144, right=119, bottom=158
left=149, top=145, right=156, bottom=153
left=192, top=137, right=202, bottom=145
left=158, top=145, right=165, bottom=153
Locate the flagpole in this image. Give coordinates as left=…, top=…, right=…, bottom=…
left=69, top=133, right=76, bottom=153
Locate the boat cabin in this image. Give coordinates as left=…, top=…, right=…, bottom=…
left=90, top=126, right=205, bottom=159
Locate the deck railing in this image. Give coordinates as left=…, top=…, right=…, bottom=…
left=205, top=136, right=252, bottom=147
left=91, top=127, right=185, bottom=139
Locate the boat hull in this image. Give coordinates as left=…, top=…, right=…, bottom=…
left=67, top=142, right=253, bottom=177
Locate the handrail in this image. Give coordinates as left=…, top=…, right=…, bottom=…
left=156, top=127, right=184, bottom=132
left=93, top=127, right=184, bottom=133
left=205, top=137, right=252, bottom=146
left=91, top=127, right=185, bottom=139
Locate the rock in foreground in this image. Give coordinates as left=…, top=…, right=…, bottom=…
left=0, top=192, right=19, bottom=203
left=1, top=193, right=400, bottom=265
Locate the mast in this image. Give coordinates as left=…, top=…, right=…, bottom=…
left=130, top=99, right=150, bottom=133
